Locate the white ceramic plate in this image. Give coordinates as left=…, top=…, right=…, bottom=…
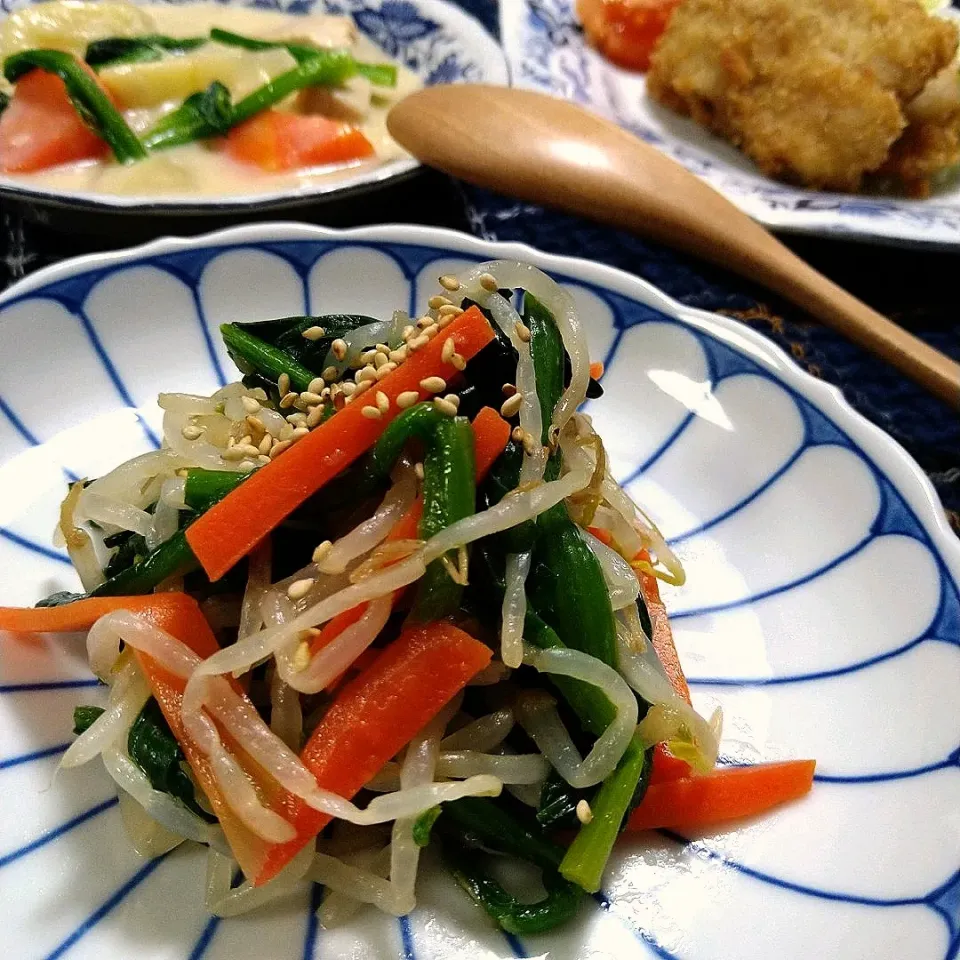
left=1, top=222, right=959, bottom=960
left=501, top=0, right=960, bottom=248
left=0, top=0, right=507, bottom=215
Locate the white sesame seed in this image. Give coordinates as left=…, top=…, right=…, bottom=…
left=360, top=349, right=378, bottom=366
left=375, top=362, right=398, bottom=380
left=396, top=390, right=419, bottom=409
left=340, top=381, right=357, bottom=397
left=245, top=414, right=265, bottom=435
left=511, top=426, right=524, bottom=443
left=420, top=376, right=447, bottom=394
left=500, top=393, right=523, bottom=418
left=376, top=343, right=390, bottom=354
left=278, top=373, right=291, bottom=396
left=238, top=459, right=258, bottom=473
left=238, top=435, right=253, bottom=447
left=300, top=391, right=323, bottom=405
left=286, top=412, right=307, bottom=425
left=357, top=365, right=378, bottom=383
left=414, top=461, right=424, bottom=480
left=236, top=443, right=261, bottom=458
left=479, top=272, right=498, bottom=292
left=287, top=578, right=315, bottom=601
left=302, top=325, right=326, bottom=341
left=251, top=387, right=268, bottom=402
left=422, top=323, right=439, bottom=340
left=322, top=366, right=339, bottom=382
left=407, top=334, right=429, bottom=352
left=308, top=377, right=326, bottom=394
left=515, top=320, right=532, bottom=343
left=290, top=427, right=310, bottom=441
left=438, top=304, right=462, bottom=318
left=375, top=390, right=390, bottom=414
left=331, top=338, right=348, bottom=361
left=451, top=353, right=466, bottom=372
left=312, top=540, right=333, bottom=565
left=441, top=337, right=456, bottom=364
left=353, top=380, right=373, bottom=397
left=270, top=439, right=292, bottom=459
left=439, top=275, right=460, bottom=291
left=576, top=799, right=593, bottom=824
left=181, top=424, right=203, bottom=441
left=279, top=391, right=298, bottom=409
left=257, top=454, right=271, bottom=465
left=307, top=404, right=325, bottom=428
left=280, top=424, right=295, bottom=442
left=241, top=396, right=261, bottom=414
left=416, top=315, right=433, bottom=330
left=221, top=446, right=247, bottom=461
left=502, top=383, right=517, bottom=396
left=361, top=405, right=382, bottom=420
left=437, top=313, right=456, bottom=330
left=522, top=432, right=538, bottom=456
left=401, top=324, right=415, bottom=340
left=374, top=352, right=390, bottom=369
left=443, top=393, right=460, bottom=408
left=428, top=294, right=452, bottom=310
left=388, top=347, right=407, bottom=364
left=433, top=397, right=458, bottom=417
left=258, top=435, right=273, bottom=456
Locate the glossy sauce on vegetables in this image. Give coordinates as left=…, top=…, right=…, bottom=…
left=0, top=1, right=421, bottom=197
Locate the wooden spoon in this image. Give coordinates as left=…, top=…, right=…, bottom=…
left=388, top=84, right=960, bottom=407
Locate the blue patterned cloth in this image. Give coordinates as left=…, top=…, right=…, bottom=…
left=451, top=0, right=960, bottom=531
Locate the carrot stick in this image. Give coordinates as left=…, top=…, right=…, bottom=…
left=470, top=406, right=512, bottom=478
left=255, top=620, right=492, bottom=884
left=0, top=594, right=183, bottom=634
left=626, top=760, right=817, bottom=832
left=120, top=594, right=283, bottom=878
left=187, top=306, right=495, bottom=582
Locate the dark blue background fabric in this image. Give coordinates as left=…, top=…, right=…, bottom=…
left=452, top=0, right=960, bottom=532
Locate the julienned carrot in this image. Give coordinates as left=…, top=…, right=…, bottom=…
left=0, top=594, right=179, bottom=634
left=471, top=406, right=512, bottom=478
left=314, top=406, right=512, bottom=657
left=187, top=306, right=496, bottom=582
left=255, top=620, right=492, bottom=885
left=121, top=594, right=283, bottom=878
left=627, top=760, right=817, bottom=832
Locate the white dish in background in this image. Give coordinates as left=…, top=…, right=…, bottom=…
left=502, top=0, right=960, bottom=248
left=0, top=0, right=507, bottom=215
left=1, top=222, right=958, bottom=959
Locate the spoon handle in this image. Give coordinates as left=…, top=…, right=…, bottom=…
left=390, top=86, right=960, bottom=406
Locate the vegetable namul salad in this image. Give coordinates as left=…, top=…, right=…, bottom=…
left=0, top=261, right=815, bottom=935
left=0, top=0, right=419, bottom=196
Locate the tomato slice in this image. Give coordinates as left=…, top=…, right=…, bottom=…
left=225, top=109, right=374, bottom=173
left=0, top=67, right=109, bottom=173
left=577, top=0, right=681, bottom=72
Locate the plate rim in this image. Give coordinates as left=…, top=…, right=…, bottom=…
left=0, top=0, right=508, bottom=214
left=2, top=218, right=957, bottom=582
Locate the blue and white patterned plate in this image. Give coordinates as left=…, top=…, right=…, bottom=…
left=501, top=0, right=960, bottom=248
left=1, top=222, right=959, bottom=959
left=0, top=0, right=506, bottom=214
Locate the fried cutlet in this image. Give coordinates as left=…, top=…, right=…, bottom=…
left=647, top=0, right=958, bottom=191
